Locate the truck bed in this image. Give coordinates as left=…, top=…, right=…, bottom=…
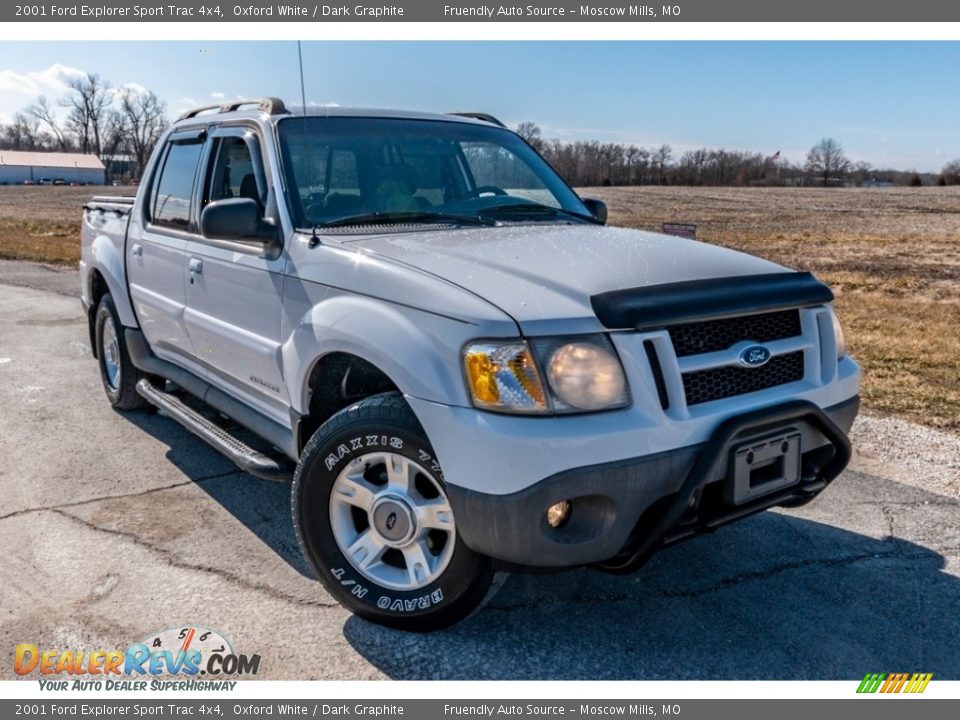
left=84, top=195, right=136, bottom=214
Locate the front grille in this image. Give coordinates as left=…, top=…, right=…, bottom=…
left=668, top=309, right=802, bottom=358
left=682, top=351, right=805, bottom=406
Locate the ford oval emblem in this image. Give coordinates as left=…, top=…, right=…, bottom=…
left=739, top=345, right=772, bottom=368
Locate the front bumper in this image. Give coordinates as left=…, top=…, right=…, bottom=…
left=444, top=396, right=859, bottom=568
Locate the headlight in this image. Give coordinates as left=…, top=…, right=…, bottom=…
left=463, top=335, right=629, bottom=414
left=544, top=340, right=629, bottom=411
left=463, top=341, right=548, bottom=414
left=831, top=308, right=847, bottom=359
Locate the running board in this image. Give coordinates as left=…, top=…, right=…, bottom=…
left=136, top=379, right=293, bottom=482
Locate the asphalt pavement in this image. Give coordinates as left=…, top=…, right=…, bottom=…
left=1, top=261, right=958, bottom=680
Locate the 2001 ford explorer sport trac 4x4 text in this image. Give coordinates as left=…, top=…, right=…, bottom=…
left=80, top=98, right=860, bottom=631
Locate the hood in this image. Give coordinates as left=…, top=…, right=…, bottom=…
left=342, top=224, right=788, bottom=335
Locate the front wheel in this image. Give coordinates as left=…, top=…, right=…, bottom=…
left=292, top=393, right=493, bottom=631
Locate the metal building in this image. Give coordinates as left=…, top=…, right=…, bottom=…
left=0, top=150, right=106, bottom=185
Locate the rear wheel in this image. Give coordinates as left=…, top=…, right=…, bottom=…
left=95, top=294, right=146, bottom=410
left=292, top=393, right=493, bottom=631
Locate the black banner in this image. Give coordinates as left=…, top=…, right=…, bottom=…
left=5, top=0, right=960, bottom=23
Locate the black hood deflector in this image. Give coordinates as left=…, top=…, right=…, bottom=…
left=591, top=272, right=834, bottom=330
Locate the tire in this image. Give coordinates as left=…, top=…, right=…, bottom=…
left=292, top=392, right=493, bottom=631
left=95, top=294, right=146, bottom=410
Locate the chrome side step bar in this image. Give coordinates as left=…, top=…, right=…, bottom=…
left=136, top=379, right=293, bottom=482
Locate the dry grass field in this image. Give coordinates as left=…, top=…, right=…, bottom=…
left=586, top=186, right=960, bottom=429
left=0, top=186, right=112, bottom=264
left=1, top=184, right=958, bottom=429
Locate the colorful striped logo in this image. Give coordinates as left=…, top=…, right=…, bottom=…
left=857, top=673, right=933, bottom=694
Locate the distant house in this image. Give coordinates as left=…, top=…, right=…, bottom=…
left=0, top=150, right=106, bottom=185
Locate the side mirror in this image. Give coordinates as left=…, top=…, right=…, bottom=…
left=582, top=198, right=608, bottom=225
left=201, top=198, right=263, bottom=240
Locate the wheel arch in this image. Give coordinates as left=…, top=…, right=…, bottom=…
left=296, top=351, right=401, bottom=453
left=282, top=295, right=476, bottom=453
left=84, top=233, right=138, bottom=328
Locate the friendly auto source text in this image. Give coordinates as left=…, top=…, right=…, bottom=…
left=443, top=5, right=662, bottom=17
left=444, top=705, right=660, bottom=716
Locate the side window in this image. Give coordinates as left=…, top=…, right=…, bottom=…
left=152, top=141, right=203, bottom=230
left=203, top=136, right=261, bottom=209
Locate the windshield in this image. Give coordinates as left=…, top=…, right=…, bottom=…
left=277, top=117, right=592, bottom=228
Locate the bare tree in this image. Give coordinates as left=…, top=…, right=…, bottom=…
left=514, top=121, right=543, bottom=152
left=25, top=96, right=70, bottom=151
left=0, top=112, right=44, bottom=150
left=62, top=73, right=113, bottom=157
left=805, top=138, right=850, bottom=186
left=653, top=144, right=672, bottom=184
left=850, top=160, right=873, bottom=187
left=118, top=89, right=168, bottom=178
left=941, top=159, right=960, bottom=186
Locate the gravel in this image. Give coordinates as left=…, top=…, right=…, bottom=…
left=851, top=412, right=960, bottom=499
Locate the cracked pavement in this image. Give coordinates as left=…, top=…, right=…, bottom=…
left=1, top=268, right=958, bottom=680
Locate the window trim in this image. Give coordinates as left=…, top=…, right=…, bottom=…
left=146, top=129, right=207, bottom=234
left=188, top=123, right=279, bottom=257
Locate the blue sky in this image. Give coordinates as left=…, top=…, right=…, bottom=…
left=1, top=41, right=957, bottom=171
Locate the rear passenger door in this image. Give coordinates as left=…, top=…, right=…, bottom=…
left=127, top=129, right=204, bottom=370
left=182, top=126, right=290, bottom=424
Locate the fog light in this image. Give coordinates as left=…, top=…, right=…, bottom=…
left=546, top=500, right=572, bottom=528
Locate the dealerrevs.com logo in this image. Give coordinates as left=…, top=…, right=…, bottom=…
left=857, top=673, right=933, bottom=694
left=14, top=626, right=260, bottom=691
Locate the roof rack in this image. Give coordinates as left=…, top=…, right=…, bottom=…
left=447, top=112, right=506, bottom=128
left=177, top=97, right=288, bottom=121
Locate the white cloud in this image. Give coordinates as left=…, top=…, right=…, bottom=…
left=172, top=97, right=199, bottom=115
left=0, top=63, right=87, bottom=97
left=106, top=82, right=150, bottom=103
left=210, top=91, right=225, bottom=100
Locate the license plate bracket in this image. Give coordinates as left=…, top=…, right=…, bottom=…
left=725, top=430, right=801, bottom=505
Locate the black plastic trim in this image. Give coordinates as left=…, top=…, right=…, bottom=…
left=591, top=272, right=834, bottom=330
left=598, top=399, right=852, bottom=573
left=446, top=396, right=858, bottom=569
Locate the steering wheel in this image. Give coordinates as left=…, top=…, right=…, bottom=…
left=464, top=185, right=508, bottom=198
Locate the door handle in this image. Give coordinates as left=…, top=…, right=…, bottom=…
left=189, top=258, right=203, bottom=274
left=131, top=243, right=143, bottom=257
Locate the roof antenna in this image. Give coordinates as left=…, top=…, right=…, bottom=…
left=297, top=41, right=321, bottom=248
left=297, top=40, right=307, bottom=113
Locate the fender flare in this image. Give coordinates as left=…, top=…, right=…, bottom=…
left=281, top=295, right=474, bottom=415
left=85, top=233, right=137, bottom=328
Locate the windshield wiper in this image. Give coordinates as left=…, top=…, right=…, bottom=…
left=478, top=203, right=597, bottom=224
left=317, top=210, right=498, bottom=229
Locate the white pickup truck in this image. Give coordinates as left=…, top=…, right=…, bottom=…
left=80, top=98, right=860, bottom=631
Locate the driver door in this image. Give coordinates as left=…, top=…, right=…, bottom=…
left=182, top=127, right=290, bottom=424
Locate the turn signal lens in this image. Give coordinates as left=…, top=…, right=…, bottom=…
left=832, top=310, right=847, bottom=359
left=463, top=342, right=548, bottom=414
